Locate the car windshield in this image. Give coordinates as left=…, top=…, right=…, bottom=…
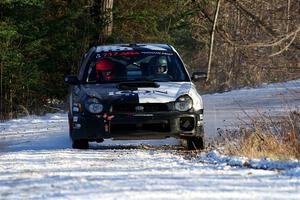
left=85, top=51, right=189, bottom=83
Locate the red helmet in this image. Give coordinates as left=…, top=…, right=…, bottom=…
left=96, top=59, right=115, bottom=80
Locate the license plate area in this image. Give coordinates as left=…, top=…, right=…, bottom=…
left=110, top=120, right=170, bottom=133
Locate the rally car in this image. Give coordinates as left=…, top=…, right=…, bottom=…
left=64, top=44, right=207, bottom=149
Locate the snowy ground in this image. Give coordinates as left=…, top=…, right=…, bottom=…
left=1, top=79, right=300, bottom=199
left=204, top=79, right=300, bottom=140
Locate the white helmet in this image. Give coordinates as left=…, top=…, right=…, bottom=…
left=155, top=56, right=168, bottom=74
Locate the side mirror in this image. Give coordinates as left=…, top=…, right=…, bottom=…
left=64, top=75, right=80, bottom=85
left=191, top=72, right=207, bottom=81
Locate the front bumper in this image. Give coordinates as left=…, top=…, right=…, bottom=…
left=69, top=111, right=204, bottom=141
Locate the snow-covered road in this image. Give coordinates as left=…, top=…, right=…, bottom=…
left=1, top=79, right=300, bottom=199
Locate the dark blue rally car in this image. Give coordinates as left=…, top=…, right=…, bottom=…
left=65, top=44, right=206, bottom=149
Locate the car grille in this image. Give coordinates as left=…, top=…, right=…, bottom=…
left=111, top=122, right=170, bottom=133
left=112, top=103, right=169, bottom=113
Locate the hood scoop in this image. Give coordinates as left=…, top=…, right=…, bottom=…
left=117, top=81, right=160, bottom=90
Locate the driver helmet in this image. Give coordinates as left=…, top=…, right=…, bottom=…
left=155, top=56, right=168, bottom=74
left=96, top=59, right=115, bottom=81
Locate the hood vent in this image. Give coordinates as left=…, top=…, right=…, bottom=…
left=117, top=81, right=160, bottom=90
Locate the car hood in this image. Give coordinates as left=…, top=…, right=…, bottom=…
left=80, top=82, right=203, bottom=110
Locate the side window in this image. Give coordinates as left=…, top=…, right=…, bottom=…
left=86, top=62, right=97, bottom=82
left=78, top=48, right=95, bottom=81
left=169, top=55, right=185, bottom=80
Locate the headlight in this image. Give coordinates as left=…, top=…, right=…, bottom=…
left=86, top=98, right=103, bottom=113
left=175, top=95, right=193, bottom=112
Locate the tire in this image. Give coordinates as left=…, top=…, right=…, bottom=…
left=181, top=136, right=204, bottom=150
left=72, top=140, right=89, bottom=149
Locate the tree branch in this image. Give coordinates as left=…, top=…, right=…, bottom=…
left=226, top=0, right=300, bottom=51
left=197, top=0, right=300, bottom=53
left=270, top=31, right=298, bottom=57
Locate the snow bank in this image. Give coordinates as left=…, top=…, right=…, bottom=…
left=197, top=150, right=300, bottom=173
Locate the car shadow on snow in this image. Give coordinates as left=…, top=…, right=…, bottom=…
left=88, top=143, right=183, bottom=151
left=88, top=138, right=182, bottom=151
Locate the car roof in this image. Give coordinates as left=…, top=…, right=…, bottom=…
left=95, top=43, right=174, bottom=53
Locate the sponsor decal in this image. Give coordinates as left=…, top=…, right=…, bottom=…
left=96, top=51, right=173, bottom=58
left=109, top=90, right=168, bottom=96
left=96, top=51, right=141, bottom=58
left=141, top=51, right=173, bottom=55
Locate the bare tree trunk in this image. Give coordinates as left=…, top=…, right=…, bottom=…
left=101, top=0, right=114, bottom=37
left=9, top=78, right=13, bottom=119
left=207, top=0, right=221, bottom=82
left=0, top=63, right=3, bottom=119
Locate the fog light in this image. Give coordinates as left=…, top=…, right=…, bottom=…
left=180, top=117, right=194, bottom=131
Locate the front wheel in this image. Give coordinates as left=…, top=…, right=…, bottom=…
left=72, top=140, right=89, bottom=149
left=181, top=136, right=204, bottom=150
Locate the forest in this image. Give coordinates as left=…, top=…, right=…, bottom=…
left=0, top=0, right=299, bottom=119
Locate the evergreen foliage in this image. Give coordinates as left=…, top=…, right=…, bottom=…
left=0, top=0, right=99, bottom=118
